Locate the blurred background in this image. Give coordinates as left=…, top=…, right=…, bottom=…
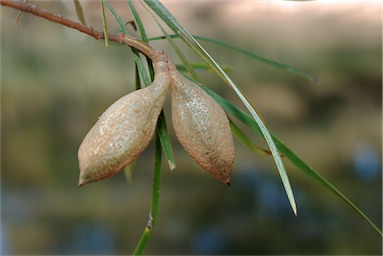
left=1, top=0, right=382, bottom=255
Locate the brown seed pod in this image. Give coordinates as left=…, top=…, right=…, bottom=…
left=170, top=71, right=235, bottom=184
left=78, top=61, right=170, bottom=186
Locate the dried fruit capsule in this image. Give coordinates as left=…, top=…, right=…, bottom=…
left=78, top=61, right=170, bottom=186
left=170, top=71, right=235, bottom=184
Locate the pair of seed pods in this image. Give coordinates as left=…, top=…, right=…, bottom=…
left=78, top=51, right=234, bottom=186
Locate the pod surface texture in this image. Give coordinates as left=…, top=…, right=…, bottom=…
left=170, top=72, right=234, bottom=184
left=78, top=72, right=169, bottom=186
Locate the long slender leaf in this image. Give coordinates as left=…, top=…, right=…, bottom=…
left=195, top=36, right=321, bottom=84
left=126, top=0, right=155, bottom=81
left=139, top=0, right=200, bottom=82
left=103, top=0, right=128, bottom=33
left=200, top=84, right=383, bottom=237
left=133, top=134, right=163, bottom=255
left=156, top=111, right=176, bottom=171
left=100, top=3, right=174, bottom=254
left=104, top=0, right=151, bottom=85
left=144, top=0, right=297, bottom=216
left=229, top=118, right=272, bottom=156
left=175, top=63, right=232, bottom=73
left=126, top=0, right=148, bottom=42
left=73, top=0, right=87, bottom=26
left=150, top=35, right=320, bottom=84
left=112, top=0, right=380, bottom=238
left=157, top=25, right=201, bottom=82
left=127, top=0, right=176, bottom=171
left=100, top=0, right=109, bottom=48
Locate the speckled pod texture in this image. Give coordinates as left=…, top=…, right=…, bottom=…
left=78, top=71, right=170, bottom=186
left=170, top=72, right=235, bottom=184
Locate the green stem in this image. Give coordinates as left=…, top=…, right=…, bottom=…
left=133, top=134, right=162, bottom=255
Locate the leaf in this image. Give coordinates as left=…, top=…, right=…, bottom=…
left=100, top=0, right=109, bottom=48
left=73, top=0, right=87, bottom=26
left=126, top=0, right=155, bottom=80
left=201, top=84, right=383, bottom=236
left=150, top=35, right=320, bottom=84
left=133, top=134, right=163, bottom=255
left=229, top=118, right=273, bottom=156
left=103, top=0, right=127, bottom=33
left=156, top=111, right=176, bottom=171
left=143, top=0, right=297, bottom=215
left=175, top=63, right=232, bottom=73
left=127, top=0, right=176, bottom=171
left=126, top=0, right=148, bottom=42
left=194, top=36, right=320, bottom=84
left=139, top=1, right=200, bottom=82
left=103, top=0, right=151, bottom=85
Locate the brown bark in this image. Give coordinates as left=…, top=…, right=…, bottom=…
left=0, top=0, right=157, bottom=58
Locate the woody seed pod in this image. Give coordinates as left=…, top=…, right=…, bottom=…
left=170, top=71, right=235, bottom=184
left=78, top=60, right=170, bottom=186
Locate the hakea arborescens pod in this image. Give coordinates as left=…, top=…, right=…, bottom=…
left=169, top=71, right=235, bottom=184
left=78, top=56, right=171, bottom=186
left=78, top=50, right=235, bottom=186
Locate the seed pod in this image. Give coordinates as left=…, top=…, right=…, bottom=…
left=170, top=71, right=235, bottom=184
left=78, top=62, right=170, bottom=186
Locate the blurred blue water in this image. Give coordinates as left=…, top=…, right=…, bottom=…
left=65, top=224, right=115, bottom=255
left=191, top=227, right=228, bottom=254
left=353, top=143, right=381, bottom=181
left=237, top=162, right=298, bottom=217
left=1, top=186, right=116, bottom=255
left=1, top=225, right=10, bottom=255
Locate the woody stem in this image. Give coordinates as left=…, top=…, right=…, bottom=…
left=0, top=0, right=159, bottom=59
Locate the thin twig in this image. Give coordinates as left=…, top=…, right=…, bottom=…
left=0, top=0, right=157, bottom=58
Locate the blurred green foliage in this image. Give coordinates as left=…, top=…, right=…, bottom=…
left=1, top=1, right=381, bottom=255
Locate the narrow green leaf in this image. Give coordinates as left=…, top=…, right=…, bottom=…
left=151, top=135, right=162, bottom=222
left=134, top=63, right=141, bottom=90
left=121, top=5, right=172, bottom=254
left=103, top=0, right=128, bottom=34
left=73, top=0, right=87, bottom=26
left=128, top=0, right=176, bottom=170
left=194, top=36, right=321, bottom=84
left=229, top=118, right=272, bottom=156
left=126, top=0, right=148, bottom=42
left=201, top=84, right=383, bottom=236
left=160, top=28, right=201, bottom=82
left=150, top=35, right=320, bottom=83
left=139, top=1, right=200, bottom=82
left=126, top=0, right=155, bottom=80
left=157, top=111, right=176, bottom=171
left=176, top=63, right=232, bottom=73
left=106, top=0, right=176, bottom=173
left=133, top=134, right=163, bottom=255
left=102, top=0, right=379, bottom=240
left=100, top=0, right=109, bottom=48
left=104, top=0, right=151, bottom=86
left=133, top=53, right=151, bottom=86
left=144, top=0, right=297, bottom=215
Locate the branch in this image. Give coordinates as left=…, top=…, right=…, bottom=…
left=0, top=0, right=160, bottom=60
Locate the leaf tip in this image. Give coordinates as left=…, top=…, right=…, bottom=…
left=168, top=160, right=176, bottom=171
left=293, top=207, right=298, bottom=217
